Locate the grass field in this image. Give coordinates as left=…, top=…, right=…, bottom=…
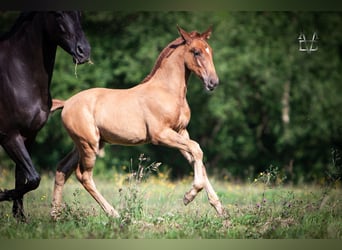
left=0, top=165, right=341, bottom=239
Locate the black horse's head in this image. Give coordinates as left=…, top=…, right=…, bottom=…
left=44, top=11, right=91, bottom=64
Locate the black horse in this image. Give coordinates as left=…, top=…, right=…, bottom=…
left=0, top=11, right=91, bottom=220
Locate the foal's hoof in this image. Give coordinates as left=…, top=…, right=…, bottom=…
left=183, top=196, right=190, bottom=206
left=183, top=192, right=195, bottom=206
left=212, top=203, right=229, bottom=218
left=108, top=209, right=120, bottom=218
left=50, top=204, right=65, bottom=221
left=217, top=207, right=229, bottom=218
left=50, top=209, right=61, bottom=221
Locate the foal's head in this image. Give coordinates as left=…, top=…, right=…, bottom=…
left=178, top=26, right=219, bottom=91
left=43, top=11, right=91, bottom=64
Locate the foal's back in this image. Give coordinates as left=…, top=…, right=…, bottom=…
left=61, top=77, right=190, bottom=148
left=61, top=87, right=150, bottom=146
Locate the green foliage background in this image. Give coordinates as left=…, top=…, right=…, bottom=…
left=0, top=11, right=341, bottom=183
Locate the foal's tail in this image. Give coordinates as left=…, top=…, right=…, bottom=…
left=50, top=99, right=65, bottom=113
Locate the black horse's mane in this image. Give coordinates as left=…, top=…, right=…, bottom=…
left=0, top=12, right=37, bottom=41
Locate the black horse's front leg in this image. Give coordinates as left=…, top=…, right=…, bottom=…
left=12, top=166, right=26, bottom=220
left=0, top=188, right=25, bottom=221
left=0, top=134, right=41, bottom=220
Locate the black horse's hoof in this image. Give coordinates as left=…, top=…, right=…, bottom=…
left=13, top=201, right=27, bottom=222
left=0, top=189, right=11, bottom=201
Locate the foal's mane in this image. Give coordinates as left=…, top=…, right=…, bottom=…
left=141, top=31, right=200, bottom=84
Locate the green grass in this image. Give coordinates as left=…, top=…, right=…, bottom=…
left=0, top=167, right=341, bottom=239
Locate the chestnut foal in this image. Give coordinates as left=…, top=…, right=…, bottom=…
left=50, top=26, right=225, bottom=219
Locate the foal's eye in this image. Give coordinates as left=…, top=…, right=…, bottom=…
left=192, top=49, right=201, bottom=57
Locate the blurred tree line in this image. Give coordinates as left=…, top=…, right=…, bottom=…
left=0, top=11, right=341, bottom=183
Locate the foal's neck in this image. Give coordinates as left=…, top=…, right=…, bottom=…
left=149, top=46, right=191, bottom=99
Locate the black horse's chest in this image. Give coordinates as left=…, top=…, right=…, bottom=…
left=0, top=75, right=50, bottom=135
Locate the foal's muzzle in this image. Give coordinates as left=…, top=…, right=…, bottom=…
left=204, top=76, right=219, bottom=91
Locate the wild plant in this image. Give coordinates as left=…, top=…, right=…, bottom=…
left=119, top=154, right=161, bottom=224
left=56, top=188, right=92, bottom=226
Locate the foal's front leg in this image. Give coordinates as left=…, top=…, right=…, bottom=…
left=178, top=130, right=225, bottom=216
left=154, top=128, right=224, bottom=216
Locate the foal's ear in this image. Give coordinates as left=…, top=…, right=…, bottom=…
left=201, top=26, right=212, bottom=40
left=177, top=25, right=192, bottom=44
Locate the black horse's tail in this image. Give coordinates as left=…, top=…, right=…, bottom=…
left=50, top=99, right=65, bottom=113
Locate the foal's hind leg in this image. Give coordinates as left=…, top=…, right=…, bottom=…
left=75, top=140, right=120, bottom=218
left=51, top=148, right=79, bottom=219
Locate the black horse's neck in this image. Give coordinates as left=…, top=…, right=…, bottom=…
left=7, top=12, right=58, bottom=107
left=14, top=12, right=57, bottom=77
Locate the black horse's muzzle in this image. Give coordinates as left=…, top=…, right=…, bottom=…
left=73, top=41, right=91, bottom=64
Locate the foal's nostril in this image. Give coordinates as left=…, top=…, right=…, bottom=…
left=212, top=75, right=219, bottom=86
left=210, top=77, right=219, bottom=88
left=212, top=78, right=219, bottom=86
left=207, top=77, right=219, bottom=91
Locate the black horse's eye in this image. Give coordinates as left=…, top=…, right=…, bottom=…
left=52, top=12, right=67, bottom=33
left=54, top=11, right=64, bottom=19
left=58, top=23, right=66, bottom=33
